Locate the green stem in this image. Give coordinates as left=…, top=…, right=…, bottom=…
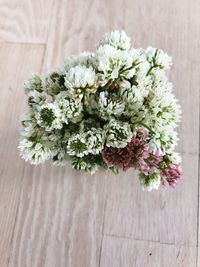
left=134, top=121, right=156, bottom=135
left=146, top=49, right=159, bottom=76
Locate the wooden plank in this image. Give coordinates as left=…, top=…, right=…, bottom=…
left=1, top=0, right=198, bottom=266
left=43, top=0, right=127, bottom=73
left=6, top=1, right=122, bottom=266
left=100, top=235, right=196, bottom=267
left=0, top=43, right=45, bottom=267
left=8, top=164, right=107, bottom=267
left=0, top=0, right=54, bottom=43
left=103, top=0, right=200, bottom=252
left=104, top=153, right=198, bottom=246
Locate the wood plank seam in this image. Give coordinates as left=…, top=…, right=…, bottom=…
left=7, top=164, right=26, bottom=267
left=99, top=196, right=108, bottom=267
left=100, top=234, right=197, bottom=267
left=3, top=44, right=46, bottom=267
left=40, top=44, right=48, bottom=75
left=102, top=234, right=198, bottom=248
left=0, top=0, right=55, bottom=44
left=0, top=41, right=46, bottom=45
left=196, top=88, right=200, bottom=267
left=43, top=0, right=57, bottom=51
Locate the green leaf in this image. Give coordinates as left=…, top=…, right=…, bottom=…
left=110, top=167, right=120, bottom=175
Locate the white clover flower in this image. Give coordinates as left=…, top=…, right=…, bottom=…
left=67, top=134, right=89, bottom=157
left=72, top=156, right=99, bottom=175
left=19, top=139, right=51, bottom=164
left=67, top=128, right=104, bottom=157
left=99, top=30, right=131, bottom=51
left=24, top=74, right=43, bottom=94
left=51, top=143, right=69, bottom=166
left=142, top=81, right=181, bottom=132
left=146, top=47, right=172, bottom=70
left=121, top=82, right=149, bottom=103
left=20, top=109, right=38, bottom=137
left=139, top=172, right=161, bottom=191
left=104, top=120, right=132, bottom=148
left=146, top=47, right=157, bottom=62
left=138, top=67, right=181, bottom=135
left=167, top=152, right=182, bottom=165
left=79, top=118, right=100, bottom=132
left=129, top=48, right=151, bottom=77
left=119, top=78, right=151, bottom=122
left=96, top=91, right=125, bottom=120
left=96, top=44, right=135, bottom=85
left=55, top=91, right=82, bottom=123
left=44, top=72, right=65, bottom=96
left=152, top=76, right=173, bottom=94
left=155, top=49, right=172, bottom=70
left=27, top=90, right=46, bottom=107
left=149, top=129, right=179, bottom=154
left=65, top=65, right=96, bottom=89
left=85, top=128, right=105, bottom=155
left=62, top=52, right=95, bottom=72
left=37, top=103, right=62, bottom=131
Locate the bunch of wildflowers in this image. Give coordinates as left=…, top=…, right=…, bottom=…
left=19, top=30, right=182, bottom=190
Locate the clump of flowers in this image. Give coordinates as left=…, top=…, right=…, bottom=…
left=19, top=30, right=182, bottom=191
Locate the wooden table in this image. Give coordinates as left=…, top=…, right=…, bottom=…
left=0, top=0, right=199, bottom=266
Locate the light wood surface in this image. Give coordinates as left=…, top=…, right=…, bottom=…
left=100, top=235, right=196, bottom=267
left=0, top=0, right=199, bottom=266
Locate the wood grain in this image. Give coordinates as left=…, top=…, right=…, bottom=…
left=0, top=43, right=45, bottom=266
left=0, top=0, right=54, bottom=43
left=8, top=165, right=107, bottom=267
left=100, top=235, right=196, bottom=267
left=43, top=0, right=127, bottom=73
left=103, top=153, right=198, bottom=245
left=0, top=0, right=199, bottom=266
left=101, top=0, right=200, bottom=254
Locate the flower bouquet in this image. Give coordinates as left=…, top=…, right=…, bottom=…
left=19, top=31, right=182, bottom=191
